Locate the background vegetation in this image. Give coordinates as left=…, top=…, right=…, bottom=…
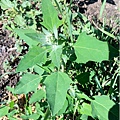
left=0, top=0, right=119, bottom=120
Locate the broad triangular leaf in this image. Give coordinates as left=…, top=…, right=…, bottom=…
left=41, top=0, right=62, bottom=32
left=14, top=29, right=39, bottom=47
left=14, top=74, right=40, bottom=94
left=16, top=46, right=47, bottom=72
left=91, top=95, right=118, bottom=120
left=50, top=45, right=62, bottom=69
left=74, top=32, right=109, bottom=63
left=44, top=72, right=72, bottom=116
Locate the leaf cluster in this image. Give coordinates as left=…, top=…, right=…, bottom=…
left=0, top=0, right=119, bottom=120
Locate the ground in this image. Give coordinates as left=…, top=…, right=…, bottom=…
left=0, top=0, right=119, bottom=102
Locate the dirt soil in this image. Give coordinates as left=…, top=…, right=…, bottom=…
left=85, top=0, right=120, bottom=29
left=0, top=29, right=20, bottom=102
left=0, top=0, right=120, bottom=103
left=74, top=0, right=120, bottom=30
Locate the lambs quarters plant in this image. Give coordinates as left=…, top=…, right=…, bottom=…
left=0, top=0, right=119, bottom=120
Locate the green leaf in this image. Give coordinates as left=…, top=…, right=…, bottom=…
left=0, top=106, right=9, bottom=117
left=80, top=103, right=92, bottom=117
left=44, top=72, right=72, bottom=116
left=21, top=1, right=31, bottom=8
left=6, top=86, right=14, bottom=93
left=73, top=32, right=109, bottom=63
left=14, top=15, right=25, bottom=26
left=7, top=117, right=17, bottom=120
left=50, top=45, right=62, bottom=69
left=7, top=109, right=18, bottom=120
left=21, top=113, right=40, bottom=120
left=80, top=114, right=88, bottom=120
left=33, top=65, right=44, bottom=75
left=9, top=101, right=14, bottom=109
left=16, top=46, right=47, bottom=72
left=8, top=109, right=18, bottom=117
left=109, top=104, right=119, bottom=120
left=76, top=92, right=92, bottom=102
left=14, top=74, right=40, bottom=94
left=29, top=89, right=46, bottom=104
left=76, top=72, right=90, bottom=85
left=14, top=29, right=39, bottom=47
left=25, top=32, right=52, bottom=46
left=109, top=44, right=119, bottom=59
left=91, top=95, right=118, bottom=120
left=57, top=99, right=68, bottom=116
left=80, top=115, right=94, bottom=120
left=41, top=0, right=63, bottom=32
left=0, top=0, right=14, bottom=10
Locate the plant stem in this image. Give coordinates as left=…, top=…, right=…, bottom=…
left=99, top=0, right=106, bottom=18
left=94, top=76, right=104, bottom=95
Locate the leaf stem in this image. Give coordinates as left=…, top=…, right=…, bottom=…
left=94, top=76, right=104, bottom=95
left=92, top=20, right=116, bottom=39
left=99, top=0, right=106, bottom=18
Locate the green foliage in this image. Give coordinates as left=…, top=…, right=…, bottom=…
left=14, top=29, right=39, bottom=47
left=29, top=89, right=46, bottom=104
left=16, top=46, right=47, bottom=72
left=74, top=32, right=109, bottom=63
left=25, top=32, right=50, bottom=46
left=41, top=0, right=63, bottom=38
left=91, top=95, right=118, bottom=120
left=57, top=99, right=68, bottom=116
left=21, top=113, right=40, bottom=120
left=0, top=106, right=9, bottom=118
left=44, top=72, right=72, bottom=116
left=0, top=0, right=14, bottom=10
left=50, top=45, right=62, bottom=69
left=14, top=74, right=40, bottom=94
left=80, top=103, right=92, bottom=117
left=0, top=0, right=119, bottom=119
